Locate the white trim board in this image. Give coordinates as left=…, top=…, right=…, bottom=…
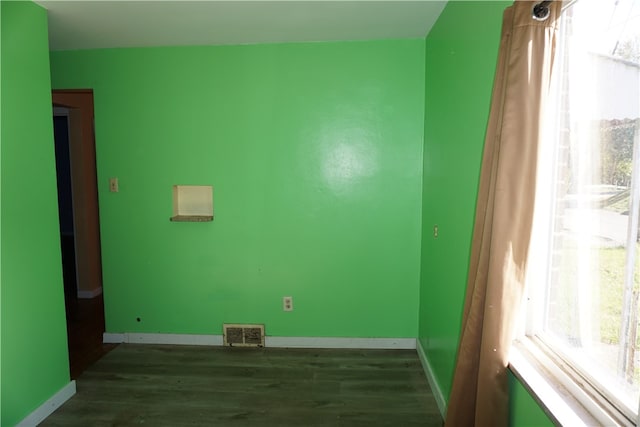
left=103, top=333, right=223, bottom=346
left=17, top=381, right=76, bottom=427
left=77, top=286, right=102, bottom=299
left=417, top=340, right=447, bottom=418
left=52, top=106, right=70, bottom=116
left=103, top=333, right=416, bottom=349
left=266, top=336, right=416, bottom=349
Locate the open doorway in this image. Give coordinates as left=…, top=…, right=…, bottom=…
left=52, top=90, right=115, bottom=378
left=52, top=110, right=77, bottom=315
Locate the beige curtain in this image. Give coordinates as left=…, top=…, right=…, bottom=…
left=444, top=2, right=562, bottom=426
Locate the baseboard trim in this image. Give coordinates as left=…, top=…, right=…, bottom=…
left=103, top=332, right=126, bottom=343
left=103, top=333, right=223, bottom=346
left=103, top=333, right=416, bottom=349
left=266, top=336, right=416, bottom=349
left=16, top=381, right=76, bottom=427
left=77, top=286, right=102, bottom=299
left=417, top=340, right=447, bottom=418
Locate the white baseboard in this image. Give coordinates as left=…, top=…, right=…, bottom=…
left=17, top=381, right=76, bottom=427
left=417, top=340, right=447, bottom=418
left=103, top=332, right=416, bottom=349
left=103, top=332, right=126, bottom=343
left=103, top=333, right=223, bottom=346
left=77, top=286, right=102, bottom=299
left=266, top=336, right=416, bottom=349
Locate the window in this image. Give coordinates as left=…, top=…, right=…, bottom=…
left=526, top=0, right=640, bottom=423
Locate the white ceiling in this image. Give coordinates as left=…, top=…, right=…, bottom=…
left=35, top=1, right=447, bottom=51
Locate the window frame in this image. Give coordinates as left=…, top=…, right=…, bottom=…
left=515, top=0, right=640, bottom=425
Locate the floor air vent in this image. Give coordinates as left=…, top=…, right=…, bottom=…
left=223, top=323, right=265, bottom=347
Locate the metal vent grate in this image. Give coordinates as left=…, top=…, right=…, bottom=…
left=223, top=323, right=265, bottom=347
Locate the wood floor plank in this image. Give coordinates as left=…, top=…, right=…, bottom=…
left=41, top=344, right=442, bottom=426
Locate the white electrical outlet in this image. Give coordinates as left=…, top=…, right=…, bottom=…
left=283, top=296, right=293, bottom=312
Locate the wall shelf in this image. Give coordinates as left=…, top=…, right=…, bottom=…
left=170, top=215, right=213, bottom=222
left=170, top=185, right=213, bottom=222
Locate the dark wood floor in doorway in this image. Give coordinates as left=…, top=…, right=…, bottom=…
left=42, top=344, right=442, bottom=426
left=65, top=294, right=117, bottom=379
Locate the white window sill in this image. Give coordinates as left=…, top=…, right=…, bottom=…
left=509, top=338, right=634, bottom=427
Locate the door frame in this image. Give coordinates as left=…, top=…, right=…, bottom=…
left=52, top=89, right=103, bottom=298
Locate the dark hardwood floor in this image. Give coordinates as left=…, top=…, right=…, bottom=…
left=42, top=344, right=442, bottom=426
left=60, top=232, right=116, bottom=379
left=65, top=294, right=118, bottom=379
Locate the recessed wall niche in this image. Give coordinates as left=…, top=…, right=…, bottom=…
left=170, top=185, right=213, bottom=222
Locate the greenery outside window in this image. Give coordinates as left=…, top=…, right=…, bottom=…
left=524, top=0, right=640, bottom=424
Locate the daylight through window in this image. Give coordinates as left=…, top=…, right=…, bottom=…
left=528, top=0, right=640, bottom=422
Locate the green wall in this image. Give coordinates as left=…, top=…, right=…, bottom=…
left=419, top=0, right=505, bottom=401
left=419, top=2, right=554, bottom=425
left=509, top=372, right=554, bottom=426
left=0, top=2, right=553, bottom=423
left=1, top=2, right=71, bottom=425
left=50, top=39, right=425, bottom=338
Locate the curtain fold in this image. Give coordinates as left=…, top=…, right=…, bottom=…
left=444, top=2, right=562, bottom=426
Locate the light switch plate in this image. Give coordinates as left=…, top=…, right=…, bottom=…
left=109, top=177, right=119, bottom=192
